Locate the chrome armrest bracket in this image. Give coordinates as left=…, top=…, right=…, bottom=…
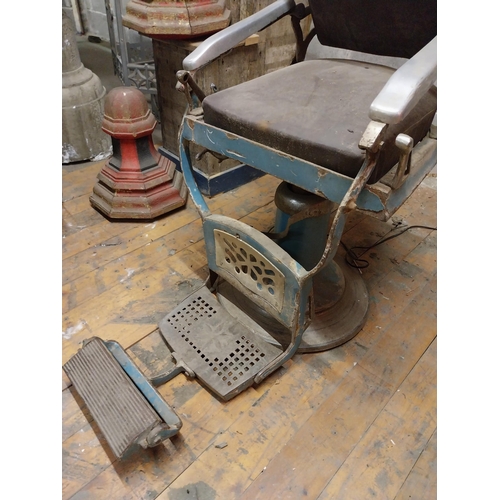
left=391, top=133, right=414, bottom=189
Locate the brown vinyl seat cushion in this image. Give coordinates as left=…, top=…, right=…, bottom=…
left=202, top=59, right=437, bottom=184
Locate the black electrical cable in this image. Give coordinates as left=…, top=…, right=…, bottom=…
left=341, top=224, right=437, bottom=269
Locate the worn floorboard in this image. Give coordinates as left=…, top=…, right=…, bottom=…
left=62, top=161, right=437, bottom=500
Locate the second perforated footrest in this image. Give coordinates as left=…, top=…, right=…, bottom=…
left=158, top=286, right=282, bottom=401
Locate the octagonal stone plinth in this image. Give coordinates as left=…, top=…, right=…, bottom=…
left=90, top=87, right=188, bottom=219
left=122, top=0, right=230, bottom=39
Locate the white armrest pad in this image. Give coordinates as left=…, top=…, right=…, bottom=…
left=369, top=37, right=437, bottom=125
left=183, top=0, right=296, bottom=71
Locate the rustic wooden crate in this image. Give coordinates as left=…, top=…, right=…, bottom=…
left=152, top=0, right=310, bottom=177
left=153, top=37, right=262, bottom=176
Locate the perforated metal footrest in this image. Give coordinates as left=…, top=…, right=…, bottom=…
left=63, top=337, right=182, bottom=458
left=158, top=286, right=283, bottom=401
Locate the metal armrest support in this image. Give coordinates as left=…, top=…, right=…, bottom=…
left=369, top=36, right=437, bottom=125
left=306, top=121, right=387, bottom=278
left=183, top=0, right=296, bottom=71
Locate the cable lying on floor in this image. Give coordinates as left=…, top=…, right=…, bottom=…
left=341, top=224, right=437, bottom=269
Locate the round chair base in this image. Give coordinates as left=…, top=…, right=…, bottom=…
left=216, top=254, right=369, bottom=353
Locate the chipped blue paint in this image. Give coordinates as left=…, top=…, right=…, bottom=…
left=179, top=136, right=211, bottom=217
left=180, top=119, right=386, bottom=213
left=203, top=215, right=312, bottom=329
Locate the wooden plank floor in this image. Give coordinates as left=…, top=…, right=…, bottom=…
left=62, top=159, right=437, bottom=500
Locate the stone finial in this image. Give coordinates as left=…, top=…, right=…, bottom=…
left=90, top=87, right=188, bottom=219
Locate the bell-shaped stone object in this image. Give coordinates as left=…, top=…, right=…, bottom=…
left=90, top=86, right=188, bottom=219
left=62, top=11, right=111, bottom=163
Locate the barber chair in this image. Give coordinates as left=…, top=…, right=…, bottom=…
left=165, top=0, right=437, bottom=398
left=64, top=0, right=436, bottom=456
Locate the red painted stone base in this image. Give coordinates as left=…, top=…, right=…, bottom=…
left=90, top=86, right=188, bottom=220
left=91, top=152, right=188, bottom=219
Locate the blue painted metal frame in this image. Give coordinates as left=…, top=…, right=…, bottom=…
left=180, top=117, right=386, bottom=213
left=176, top=110, right=434, bottom=384
left=202, top=215, right=313, bottom=331
left=176, top=114, right=384, bottom=333
left=158, top=147, right=265, bottom=197
left=178, top=129, right=317, bottom=381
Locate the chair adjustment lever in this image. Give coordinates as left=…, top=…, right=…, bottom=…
left=176, top=70, right=207, bottom=109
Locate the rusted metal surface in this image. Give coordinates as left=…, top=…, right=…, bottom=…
left=158, top=286, right=282, bottom=401
left=175, top=115, right=387, bottom=373
left=217, top=254, right=369, bottom=353
left=214, top=229, right=287, bottom=312
left=64, top=337, right=183, bottom=458
left=176, top=70, right=207, bottom=107
left=176, top=107, right=382, bottom=385
left=63, top=337, right=164, bottom=459
left=306, top=121, right=387, bottom=278
left=180, top=117, right=386, bottom=212
left=90, top=86, right=188, bottom=219
left=122, top=0, right=231, bottom=39
left=251, top=183, right=370, bottom=351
